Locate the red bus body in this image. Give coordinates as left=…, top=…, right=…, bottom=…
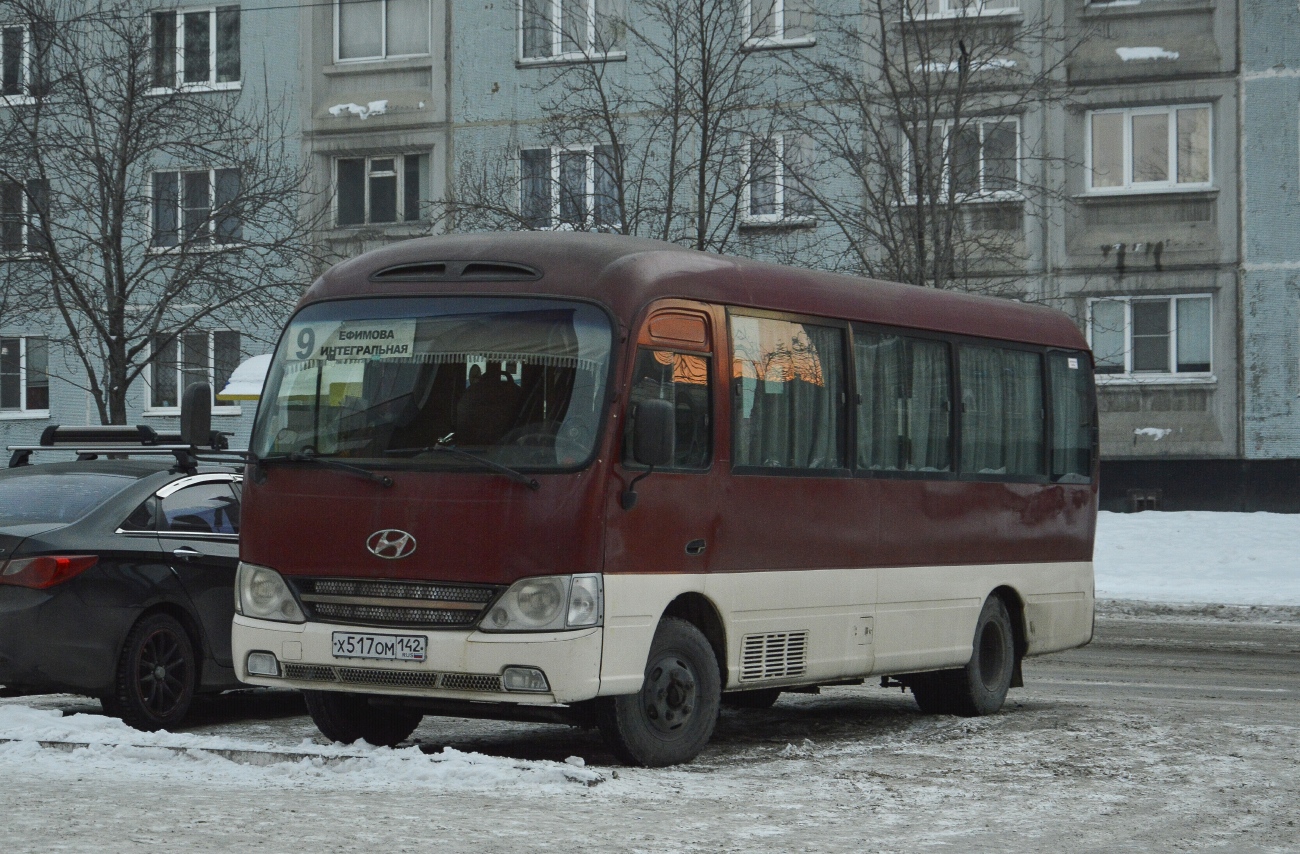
left=233, top=233, right=1095, bottom=754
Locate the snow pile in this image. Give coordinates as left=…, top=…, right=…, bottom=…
left=1094, top=511, right=1300, bottom=606
left=0, top=705, right=603, bottom=790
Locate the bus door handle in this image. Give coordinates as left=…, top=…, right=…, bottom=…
left=685, top=539, right=706, bottom=557
left=172, top=547, right=203, bottom=561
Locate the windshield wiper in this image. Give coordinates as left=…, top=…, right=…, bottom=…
left=255, top=449, right=394, bottom=488
left=385, top=442, right=540, bottom=491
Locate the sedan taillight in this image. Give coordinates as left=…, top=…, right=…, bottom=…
left=0, top=555, right=99, bottom=589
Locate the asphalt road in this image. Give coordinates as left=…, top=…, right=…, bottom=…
left=4, top=612, right=1299, bottom=852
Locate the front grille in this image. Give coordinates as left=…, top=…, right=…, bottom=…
left=311, top=603, right=479, bottom=626
left=439, top=673, right=503, bottom=693
left=282, top=663, right=503, bottom=693
left=292, top=577, right=502, bottom=629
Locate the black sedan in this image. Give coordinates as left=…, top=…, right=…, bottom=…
left=0, top=458, right=243, bottom=730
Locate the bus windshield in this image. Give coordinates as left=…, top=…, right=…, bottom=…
left=251, top=296, right=614, bottom=470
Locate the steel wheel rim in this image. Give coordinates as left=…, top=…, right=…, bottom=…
left=641, top=654, right=698, bottom=735
left=135, top=628, right=189, bottom=717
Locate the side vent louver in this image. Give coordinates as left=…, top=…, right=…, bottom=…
left=740, top=631, right=808, bottom=682
left=370, top=261, right=541, bottom=282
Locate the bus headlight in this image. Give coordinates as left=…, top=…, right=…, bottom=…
left=235, top=562, right=306, bottom=623
left=481, top=574, right=603, bottom=632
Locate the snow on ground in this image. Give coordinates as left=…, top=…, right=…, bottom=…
left=1094, top=511, right=1300, bottom=606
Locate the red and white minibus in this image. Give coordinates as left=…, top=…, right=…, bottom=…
left=232, top=232, right=1096, bottom=766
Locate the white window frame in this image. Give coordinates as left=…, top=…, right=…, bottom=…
left=742, top=132, right=816, bottom=226
left=518, top=0, right=625, bottom=65
left=145, top=330, right=242, bottom=416
left=333, top=153, right=428, bottom=228
left=150, top=168, right=241, bottom=252
left=912, top=0, right=1020, bottom=20
left=743, top=0, right=815, bottom=50
left=1087, top=295, right=1215, bottom=383
left=150, top=6, right=242, bottom=93
left=0, top=177, right=47, bottom=258
left=1085, top=104, right=1214, bottom=195
left=334, top=0, right=431, bottom=64
left=903, top=117, right=1022, bottom=202
left=518, top=144, right=621, bottom=231
left=0, top=23, right=34, bottom=105
left=0, top=335, right=50, bottom=419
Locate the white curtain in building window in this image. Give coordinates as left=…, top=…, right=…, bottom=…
left=339, top=0, right=383, bottom=59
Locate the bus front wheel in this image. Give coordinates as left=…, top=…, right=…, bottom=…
left=596, top=617, right=721, bottom=767
left=304, top=690, right=423, bottom=747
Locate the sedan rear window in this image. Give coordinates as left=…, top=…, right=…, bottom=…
left=0, top=473, right=138, bottom=525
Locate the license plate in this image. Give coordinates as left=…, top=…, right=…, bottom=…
left=331, top=631, right=427, bottom=662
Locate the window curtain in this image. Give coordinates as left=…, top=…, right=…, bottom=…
left=1049, top=352, right=1091, bottom=481
left=386, top=0, right=430, bottom=56
left=909, top=339, right=952, bottom=471
left=733, top=317, right=843, bottom=469
left=959, top=345, right=1004, bottom=474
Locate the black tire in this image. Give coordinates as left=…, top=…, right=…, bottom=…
left=722, top=688, right=782, bottom=709
left=908, top=672, right=956, bottom=715
left=907, top=596, right=1017, bottom=717
left=303, top=690, right=423, bottom=747
left=596, top=617, right=721, bottom=767
left=949, top=595, right=1016, bottom=716
left=108, top=613, right=198, bottom=731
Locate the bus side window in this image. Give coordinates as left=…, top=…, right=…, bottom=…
left=1049, top=351, right=1093, bottom=483
left=625, top=349, right=712, bottom=469
left=730, top=315, right=845, bottom=470
left=958, top=345, right=1045, bottom=478
left=855, top=328, right=952, bottom=473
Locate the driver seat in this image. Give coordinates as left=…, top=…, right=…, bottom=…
left=455, top=365, right=522, bottom=446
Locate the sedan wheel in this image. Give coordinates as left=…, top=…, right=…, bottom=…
left=108, top=613, right=198, bottom=731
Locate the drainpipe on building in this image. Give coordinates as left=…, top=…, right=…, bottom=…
left=1235, top=0, right=1247, bottom=461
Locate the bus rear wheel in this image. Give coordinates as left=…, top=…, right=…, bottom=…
left=910, top=596, right=1016, bottom=717
left=304, top=690, right=423, bottom=747
left=596, top=617, right=720, bottom=767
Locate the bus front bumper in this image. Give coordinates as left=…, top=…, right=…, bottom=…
left=231, top=615, right=603, bottom=705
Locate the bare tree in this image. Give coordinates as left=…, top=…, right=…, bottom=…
left=441, top=0, right=771, bottom=253
left=0, top=0, right=321, bottom=424
left=780, top=0, right=1081, bottom=292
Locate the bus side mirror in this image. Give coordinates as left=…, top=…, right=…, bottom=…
left=622, top=398, right=674, bottom=510
left=180, top=382, right=212, bottom=447
left=632, top=398, right=674, bottom=468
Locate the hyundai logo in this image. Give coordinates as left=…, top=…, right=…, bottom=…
left=366, top=529, right=417, bottom=560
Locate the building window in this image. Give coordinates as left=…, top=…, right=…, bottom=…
left=152, top=169, right=241, bottom=248
left=745, top=0, right=813, bottom=47
left=0, top=336, right=49, bottom=413
left=148, top=330, right=240, bottom=411
left=521, top=0, right=624, bottom=61
left=907, top=118, right=1020, bottom=200
left=1, top=24, right=28, bottom=99
left=1088, top=106, right=1211, bottom=192
left=917, top=0, right=1019, bottom=16
left=0, top=178, right=49, bottom=255
left=152, top=6, right=240, bottom=89
left=336, top=154, right=428, bottom=226
left=745, top=132, right=814, bottom=224
left=336, top=0, right=430, bottom=62
left=1089, top=296, right=1212, bottom=377
left=520, top=145, right=619, bottom=230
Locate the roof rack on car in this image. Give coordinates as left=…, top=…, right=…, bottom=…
left=6, top=383, right=247, bottom=474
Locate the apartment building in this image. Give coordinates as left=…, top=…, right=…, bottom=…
left=0, top=1, right=304, bottom=450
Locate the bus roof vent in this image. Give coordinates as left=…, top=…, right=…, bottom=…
left=458, top=261, right=541, bottom=281
left=369, top=261, right=541, bottom=282
left=371, top=262, right=448, bottom=281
